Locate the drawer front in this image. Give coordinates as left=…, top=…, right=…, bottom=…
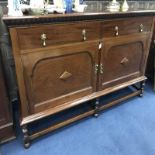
left=101, top=17, right=153, bottom=38
left=16, top=21, right=100, bottom=51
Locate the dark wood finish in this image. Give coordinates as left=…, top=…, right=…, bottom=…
left=101, top=17, right=153, bottom=37
left=100, top=33, right=151, bottom=90
left=28, top=81, right=143, bottom=143
left=2, top=10, right=155, bottom=26
left=30, top=109, right=95, bottom=140
left=21, top=41, right=98, bottom=114
left=0, top=58, right=15, bottom=144
left=21, top=76, right=146, bottom=125
left=16, top=21, right=100, bottom=51
left=4, top=14, right=153, bottom=148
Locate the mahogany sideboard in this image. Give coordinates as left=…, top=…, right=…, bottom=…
left=2, top=11, right=155, bottom=148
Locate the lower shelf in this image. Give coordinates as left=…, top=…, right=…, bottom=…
left=21, top=76, right=146, bottom=126
left=21, top=77, right=146, bottom=149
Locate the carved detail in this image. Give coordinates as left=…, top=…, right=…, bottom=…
left=59, top=71, right=72, bottom=80
left=4, top=13, right=155, bottom=27
left=120, top=57, right=129, bottom=65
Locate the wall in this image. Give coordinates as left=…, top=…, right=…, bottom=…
left=85, top=0, right=155, bottom=12
left=0, top=1, right=7, bottom=14
left=1, top=0, right=155, bottom=13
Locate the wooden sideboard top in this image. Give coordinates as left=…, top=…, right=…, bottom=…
left=2, top=10, right=155, bottom=26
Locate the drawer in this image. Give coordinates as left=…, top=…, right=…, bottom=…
left=101, top=17, right=153, bottom=38
left=16, top=21, right=100, bottom=51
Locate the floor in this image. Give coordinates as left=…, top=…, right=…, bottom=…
left=0, top=83, right=155, bottom=155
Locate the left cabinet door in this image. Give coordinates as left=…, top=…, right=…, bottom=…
left=21, top=41, right=99, bottom=114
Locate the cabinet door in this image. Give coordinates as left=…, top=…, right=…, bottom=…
left=99, top=33, right=151, bottom=90
left=21, top=41, right=98, bottom=113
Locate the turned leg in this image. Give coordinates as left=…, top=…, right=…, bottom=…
left=139, top=81, right=146, bottom=97
left=22, top=125, right=31, bottom=149
left=94, top=98, right=100, bottom=118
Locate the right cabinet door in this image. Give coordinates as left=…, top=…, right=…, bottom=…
left=100, top=33, right=151, bottom=90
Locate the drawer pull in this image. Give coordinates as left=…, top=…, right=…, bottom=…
left=82, top=29, right=87, bottom=41
left=41, top=33, right=47, bottom=47
left=139, top=24, right=144, bottom=32
left=114, top=26, right=119, bottom=36
left=100, top=64, right=104, bottom=74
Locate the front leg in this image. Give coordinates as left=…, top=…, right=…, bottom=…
left=22, top=125, right=31, bottom=149
left=94, top=98, right=100, bottom=118
left=139, top=81, right=146, bottom=97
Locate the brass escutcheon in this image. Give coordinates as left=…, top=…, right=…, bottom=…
left=82, top=29, right=87, bottom=41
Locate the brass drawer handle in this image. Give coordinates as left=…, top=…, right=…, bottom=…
left=115, top=26, right=119, bottom=36
left=82, top=29, right=87, bottom=41
left=139, top=24, right=144, bottom=32
left=114, top=26, right=119, bottom=36
left=41, top=33, right=47, bottom=47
